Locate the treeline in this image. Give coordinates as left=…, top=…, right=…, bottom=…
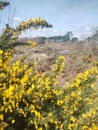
left=32, top=30, right=98, bottom=44
left=19, top=31, right=79, bottom=44
left=85, top=29, right=98, bottom=43
left=20, top=29, right=98, bottom=44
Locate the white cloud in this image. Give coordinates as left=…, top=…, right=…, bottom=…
left=52, top=29, right=65, bottom=36
left=73, top=25, right=94, bottom=40
left=13, top=17, right=21, bottom=21
left=53, top=30, right=58, bottom=33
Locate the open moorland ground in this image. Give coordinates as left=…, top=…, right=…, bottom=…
left=13, top=42, right=98, bottom=87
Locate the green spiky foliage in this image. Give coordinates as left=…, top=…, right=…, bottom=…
left=0, top=1, right=9, bottom=10
left=0, top=18, right=52, bottom=50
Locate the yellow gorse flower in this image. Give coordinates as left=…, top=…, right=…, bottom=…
left=0, top=48, right=98, bottom=130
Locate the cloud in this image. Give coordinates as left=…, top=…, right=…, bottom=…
left=73, top=26, right=94, bottom=40
left=53, top=30, right=59, bottom=33
left=13, top=17, right=21, bottom=21
left=37, top=29, right=62, bottom=37
left=52, top=29, right=65, bottom=36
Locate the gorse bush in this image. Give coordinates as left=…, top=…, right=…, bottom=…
left=0, top=17, right=52, bottom=50
left=0, top=49, right=98, bottom=130
left=0, top=51, right=65, bottom=130
left=0, top=1, right=9, bottom=10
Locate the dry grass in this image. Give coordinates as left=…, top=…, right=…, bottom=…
left=13, top=42, right=98, bottom=87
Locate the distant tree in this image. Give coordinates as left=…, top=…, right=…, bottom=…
left=63, top=31, right=73, bottom=42
left=63, top=34, right=70, bottom=41
left=85, top=37, right=92, bottom=43
left=71, top=37, right=79, bottom=43
left=66, top=31, right=73, bottom=40
left=34, top=36, right=46, bottom=44
left=85, top=28, right=98, bottom=43
left=92, top=29, right=98, bottom=43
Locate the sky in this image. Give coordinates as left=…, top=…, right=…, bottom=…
left=0, top=0, right=98, bottom=39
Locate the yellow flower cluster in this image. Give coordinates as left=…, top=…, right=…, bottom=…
left=28, top=41, right=36, bottom=47
left=63, top=66, right=98, bottom=130
left=0, top=50, right=65, bottom=129
left=0, top=18, right=52, bottom=49
left=53, top=55, right=65, bottom=76
left=17, top=18, right=52, bottom=31
left=0, top=49, right=98, bottom=130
